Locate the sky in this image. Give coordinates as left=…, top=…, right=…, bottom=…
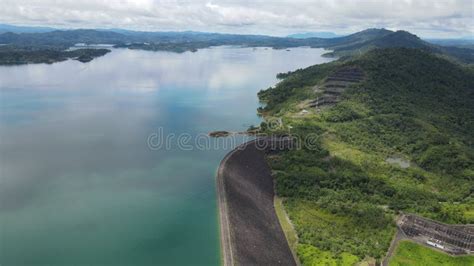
left=0, top=0, right=473, bottom=38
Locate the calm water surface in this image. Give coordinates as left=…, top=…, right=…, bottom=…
left=0, top=47, right=333, bottom=265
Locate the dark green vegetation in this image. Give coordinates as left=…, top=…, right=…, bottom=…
left=0, top=46, right=110, bottom=65
left=389, top=241, right=474, bottom=266
left=258, top=48, right=474, bottom=263
left=0, top=30, right=126, bottom=49
left=0, top=27, right=472, bottom=65
left=0, top=29, right=307, bottom=52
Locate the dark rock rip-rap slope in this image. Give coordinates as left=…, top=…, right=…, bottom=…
left=217, top=140, right=296, bottom=266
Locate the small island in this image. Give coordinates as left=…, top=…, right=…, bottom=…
left=208, top=131, right=232, bottom=138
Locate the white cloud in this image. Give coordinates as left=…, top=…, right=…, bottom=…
left=0, top=0, right=472, bottom=37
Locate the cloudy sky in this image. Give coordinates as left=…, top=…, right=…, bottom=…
left=0, top=0, right=473, bottom=38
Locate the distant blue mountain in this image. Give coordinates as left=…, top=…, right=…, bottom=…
left=287, top=32, right=342, bottom=39
left=0, top=24, right=57, bottom=33
left=425, top=38, right=474, bottom=48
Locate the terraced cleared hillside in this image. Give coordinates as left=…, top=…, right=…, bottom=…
left=309, top=67, right=365, bottom=109
left=257, top=48, right=474, bottom=264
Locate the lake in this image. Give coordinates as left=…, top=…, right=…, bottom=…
left=0, top=47, right=333, bottom=265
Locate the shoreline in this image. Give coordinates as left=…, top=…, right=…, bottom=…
left=216, top=139, right=295, bottom=265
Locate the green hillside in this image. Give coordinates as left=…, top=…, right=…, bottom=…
left=258, top=48, right=474, bottom=263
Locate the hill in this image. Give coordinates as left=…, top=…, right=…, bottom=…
left=0, top=29, right=300, bottom=48
left=320, top=30, right=474, bottom=63
left=316, top=28, right=393, bottom=49
left=328, top=30, right=426, bottom=52
left=257, top=48, right=474, bottom=264
left=0, top=30, right=129, bottom=48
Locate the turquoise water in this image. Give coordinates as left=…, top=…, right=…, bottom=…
left=0, top=47, right=333, bottom=265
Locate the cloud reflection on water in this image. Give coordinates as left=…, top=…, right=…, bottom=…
left=0, top=46, right=333, bottom=264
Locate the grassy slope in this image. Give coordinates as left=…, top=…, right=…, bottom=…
left=258, top=48, right=474, bottom=264
left=389, top=241, right=474, bottom=266
left=274, top=196, right=299, bottom=262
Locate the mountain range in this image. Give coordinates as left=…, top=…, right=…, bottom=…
left=0, top=25, right=473, bottom=64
